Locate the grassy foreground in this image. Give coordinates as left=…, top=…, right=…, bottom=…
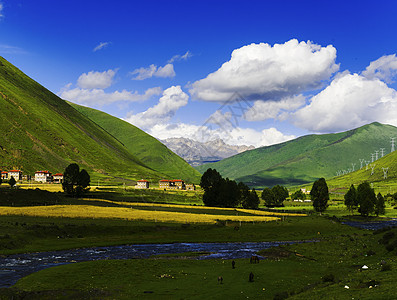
left=4, top=226, right=397, bottom=300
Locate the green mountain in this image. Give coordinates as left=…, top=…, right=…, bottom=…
left=196, top=123, right=397, bottom=188
left=0, top=56, right=196, bottom=183
left=69, top=103, right=201, bottom=183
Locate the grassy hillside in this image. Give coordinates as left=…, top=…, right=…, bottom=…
left=197, top=123, right=397, bottom=188
left=0, top=56, right=163, bottom=182
left=324, top=148, right=397, bottom=195
left=69, top=103, right=201, bottom=183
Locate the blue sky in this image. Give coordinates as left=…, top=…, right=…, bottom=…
left=1, top=0, right=397, bottom=147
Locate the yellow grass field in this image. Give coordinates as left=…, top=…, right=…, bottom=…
left=82, top=198, right=305, bottom=217
left=0, top=205, right=283, bottom=224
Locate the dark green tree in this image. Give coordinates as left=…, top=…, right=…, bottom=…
left=242, top=188, right=260, bottom=209
left=310, top=178, right=329, bottom=214
left=375, top=192, right=386, bottom=216
left=344, top=184, right=358, bottom=214
left=357, top=182, right=376, bottom=217
left=272, top=185, right=289, bottom=206
left=62, top=163, right=90, bottom=197
left=261, top=187, right=275, bottom=207
left=217, top=178, right=239, bottom=208
left=201, top=168, right=224, bottom=207
left=8, top=176, right=16, bottom=188
left=200, top=168, right=223, bottom=192
left=291, top=189, right=306, bottom=200
left=238, top=182, right=251, bottom=208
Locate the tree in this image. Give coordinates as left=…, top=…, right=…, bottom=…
left=357, top=182, right=376, bottom=217
left=238, top=182, right=251, bottom=208
left=201, top=168, right=224, bottom=207
left=244, top=188, right=260, bottom=209
left=291, top=189, right=306, bottom=200
left=272, top=185, right=289, bottom=206
left=8, top=176, right=16, bottom=188
left=344, top=184, right=358, bottom=214
left=261, top=187, right=275, bottom=207
left=62, top=163, right=90, bottom=197
left=375, top=192, right=386, bottom=216
left=310, top=178, right=329, bottom=214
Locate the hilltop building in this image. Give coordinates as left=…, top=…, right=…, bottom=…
left=8, top=170, right=22, bottom=181
left=35, top=171, right=53, bottom=183
left=136, top=179, right=149, bottom=189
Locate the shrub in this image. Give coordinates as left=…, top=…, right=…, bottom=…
left=381, top=263, right=392, bottom=272
left=322, top=273, right=335, bottom=283
left=273, top=291, right=289, bottom=300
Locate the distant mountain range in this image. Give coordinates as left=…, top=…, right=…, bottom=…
left=0, top=56, right=200, bottom=183
left=196, top=122, right=397, bottom=188
left=161, top=137, right=255, bottom=166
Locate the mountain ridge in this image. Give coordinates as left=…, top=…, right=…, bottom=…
left=196, top=122, right=397, bottom=188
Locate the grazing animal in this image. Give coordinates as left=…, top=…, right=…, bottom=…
left=232, top=260, right=235, bottom=269
left=218, top=276, right=223, bottom=284
left=249, top=272, right=254, bottom=282
left=250, top=255, right=259, bottom=264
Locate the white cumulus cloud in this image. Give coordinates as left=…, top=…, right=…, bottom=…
left=292, top=73, right=397, bottom=132
left=244, top=95, right=306, bottom=122
left=0, top=3, right=3, bottom=18
left=77, top=69, right=117, bottom=89
left=190, top=39, right=339, bottom=102
left=362, top=54, right=397, bottom=84
left=130, top=63, right=175, bottom=80
left=59, top=85, right=162, bottom=107
left=125, top=86, right=189, bottom=128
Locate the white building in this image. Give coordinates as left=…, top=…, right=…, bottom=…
left=35, top=170, right=52, bottom=183
left=8, top=170, right=22, bottom=181
left=52, top=173, right=63, bottom=184
left=136, top=179, right=149, bottom=189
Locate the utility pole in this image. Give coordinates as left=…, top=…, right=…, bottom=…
left=351, top=163, right=356, bottom=172
left=382, top=167, right=389, bottom=179
left=391, top=137, right=396, bottom=152
left=375, top=150, right=379, bottom=161
left=380, top=148, right=385, bottom=158
left=371, top=153, right=375, bottom=163
left=365, top=160, right=370, bottom=170
left=359, top=159, right=365, bottom=169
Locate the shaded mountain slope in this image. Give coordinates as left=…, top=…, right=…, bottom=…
left=69, top=103, right=201, bottom=183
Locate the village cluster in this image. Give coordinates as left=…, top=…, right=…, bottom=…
left=136, top=179, right=196, bottom=190
left=0, top=169, right=63, bottom=183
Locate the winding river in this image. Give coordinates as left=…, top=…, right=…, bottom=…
left=0, top=241, right=301, bottom=288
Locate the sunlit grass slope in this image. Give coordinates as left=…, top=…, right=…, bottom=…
left=197, top=123, right=397, bottom=188
left=69, top=102, right=201, bottom=183
left=0, top=56, right=163, bottom=182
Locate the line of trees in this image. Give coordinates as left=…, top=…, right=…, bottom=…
left=344, top=182, right=385, bottom=217
left=200, top=168, right=259, bottom=209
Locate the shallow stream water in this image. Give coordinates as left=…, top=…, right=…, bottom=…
left=0, top=240, right=299, bottom=288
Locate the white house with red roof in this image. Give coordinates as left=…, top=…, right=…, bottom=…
left=8, top=170, right=22, bottom=181
left=1, top=171, right=7, bottom=180
left=35, top=170, right=52, bottom=183
left=136, top=179, right=149, bottom=189
left=53, top=173, right=63, bottom=184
